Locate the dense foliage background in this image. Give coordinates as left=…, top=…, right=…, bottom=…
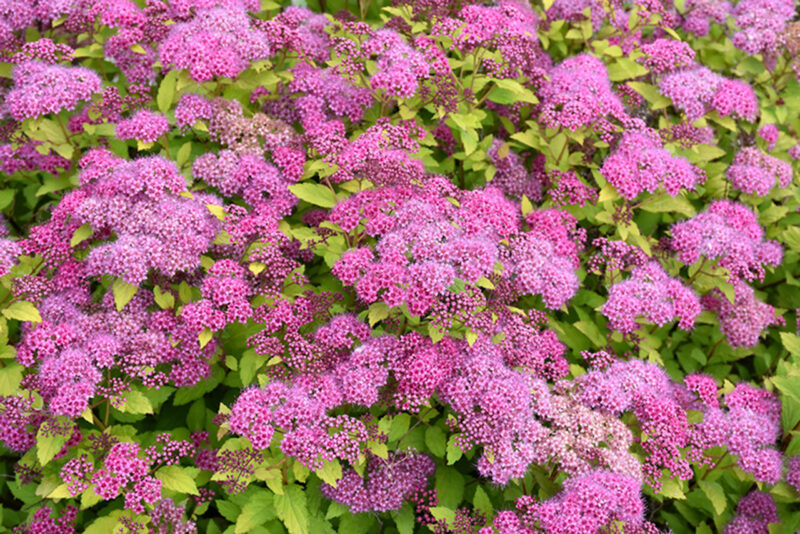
left=1, top=0, right=800, bottom=532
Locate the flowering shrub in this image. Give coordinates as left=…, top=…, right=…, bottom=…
left=1, top=0, right=800, bottom=533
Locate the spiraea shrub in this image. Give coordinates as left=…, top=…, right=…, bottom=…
left=1, top=0, right=800, bottom=532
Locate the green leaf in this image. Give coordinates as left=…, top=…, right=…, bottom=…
left=607, top=58, right=648, bottom=81
left=240, top=349, right=265, bottom=386
left=435, top=467, right=464, bottom=509
left=473, top=486, right=493, bottom=520
left=199, top=327, right=213, bottom=348
left=641, top=193, right=696, bottom=217
left=0, top=363, right=23, bottom=396
left=158, top=69, right=179, bottom=114
left=84, top=516, right=120, bottom=534
left=425, top=426, right=447, bottom=458
left=153, top=287, right=175, bottom=309
left=781, top=333, right=800, bottom=357
left=155, top=465, right=199, bottom=495
left=2, top=301, right=42, bottom=323
left=446, top=434, right=463, bottom=465
left=275, top=484, right=309, bottom=534
left=207, top=204, right=226, bottom=221
left=698, top=481, right=727, bottom=516
left=316, top=459, right=343, bottom=488
left=289, top=183, right=337, bottom=208
left=113, top=279, right=138, bottom=311
left=121, top=389, right=154, bottom=414
left=36, top=425, right=68, bottom=466
left=392, top=503, right=416, bottom=534
left=429, top=506, right=455, bottom=525
left=368, top=302, right=390, bottom=327
left=235, top=491, right=276, bottom=533
left=70, top=223, right=92, bottom=247
left=627, top=81, right=671, bottom=109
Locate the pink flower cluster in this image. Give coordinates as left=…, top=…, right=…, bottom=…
left=6, top=61, right=101, bottom=120
left=321, top=452, right=435, bottom=513
left=692, top=383, right=783, bottom=483
left=659, top=66, right=758, bottom=121
left=116, top=109, right=170, bottom=143
left=639, top=39, right=696, bottom=74
left=670, top=200, right=782, bottom=283
left=538, top=54, right=627, bottom=132
left=601, top=128, right=706, bottom=199
left=601, top=261, right=701, bottom=334
left=59, top=150, right=220, bottom=284
left=726, top=147, right=792, bottom=196
left=731, top=0, right=794, bottom=57
left=725, top=491, right=779, bottom=534
left=701, top=280, right=780, bottom=348
left=159, top=6, right=271, bottom=82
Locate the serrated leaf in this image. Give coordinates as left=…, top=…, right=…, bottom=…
left=446, top=435, right=463, bottom=465
left=36, top=425, right=68, bottom=466
left=607, top=57, right=648, bottom=81
left=316, top=459, right=343, bottom=488
left=70, top=223, right=92, bottom=247
left=158, top=69, right=179, bottom=114
left=121, top=389, right=153, bottom=414
left=641, top=193, right=696, bottom=217
left=155, top=465, right=199, bottom=495
left=289, top=183, right=337, bottom=208
left=425, top=426, right=446, bottom=458
left=781, top=332, right=800, bottom=356
left=368, top=302, right=390, bottom=327
left=235, top=491, right=275, bottom=533
left=113, top=279, right=138, bottom=311
left=84, top=516, right=119, bottom=534
left=392, top=503, right=416, bottom=534
left=2, top=301, right=42, bottom=323
left=275, top=484, right=309, bottom=534
left=698, top=481, right=727, bottom=515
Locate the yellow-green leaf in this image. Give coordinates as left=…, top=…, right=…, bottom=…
left=199, top=327, right=213, bottom=348
left=158, top=69, right=179, bottom=114
left=70, top=223, right=93, bottom=247
left=113, top=279, right=138, bottom=311
left=315, top=459, right=343, bottom=488
left=121, top=389, right=153, bottom=414
left=155, top=465, right=199, bottom=495
left=288, top=183, right=337, bottom=208
left=2, top=301, right=42, bottom=323
left=275, top=484, right=310, bottom=534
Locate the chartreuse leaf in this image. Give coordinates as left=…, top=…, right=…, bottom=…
left=2, top=301, right=42, bottom=323
left=0, top=362, right=23, bottom=396
left=121, top=389, right=153, bottom=414
left=315, top=459, right=343, bottom=488
left=70, top=223, right=92, bottom=247
left=781, top=332, right=800, bottom=357
left=155, top=465, right=199, bottom=495
left=112, top=279, right=138, bottom=311
left=36, top=422, right=68, bottom=466
left=446, top=434, right=463, bottom=465
left=235, top=490, right=275, bottom=533
left=158, top=68, right=179, bottom=114
left=289, top=183, right=337, bottom=208
left=153, top=286, right=175, bottom=309
left=275, top=484, right=310, bottom=534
